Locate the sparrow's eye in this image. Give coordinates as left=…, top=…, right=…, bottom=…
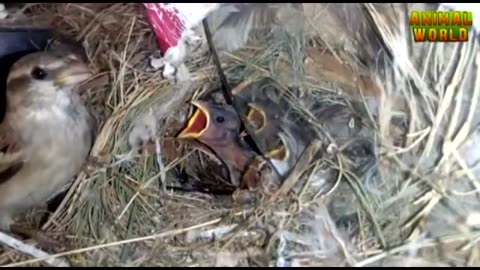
left=31, top=67, right=47, bottom=80
left=216, top=116, right=225, bottom=123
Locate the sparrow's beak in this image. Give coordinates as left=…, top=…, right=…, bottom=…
left=246, top=103, right=267, bottom=133
left=55, top=62, right=93, bottom=87
left=176, top=100, right=211, bottom=139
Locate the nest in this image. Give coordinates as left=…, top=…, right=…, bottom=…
left=0, top=3, right=479, bottom=267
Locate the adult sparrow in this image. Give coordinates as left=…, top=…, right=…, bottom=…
left=0, top=48, right=96, bottom=248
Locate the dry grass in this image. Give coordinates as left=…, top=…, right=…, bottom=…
left=0, top=3, right=479, bottom=267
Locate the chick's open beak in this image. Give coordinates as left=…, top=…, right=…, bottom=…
left=267, top=133, right=291, bottom=161
left=239, top=103, right=267, bottom=138
left=55, top=62, right=93, bottom=87
left=246, top=103, right=267, bottom=133
left=176, top=101, right=211, bottom=139
left=267, top=145, right=288, bottom=161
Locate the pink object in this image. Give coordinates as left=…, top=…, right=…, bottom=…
left=142, top=3, right=220, bottom=82
left=143, top=3, right=184, bottom=54
left=143, top=3, right=219, bottom=57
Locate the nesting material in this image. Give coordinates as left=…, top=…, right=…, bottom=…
left=0, top=3, right=478, bottom=267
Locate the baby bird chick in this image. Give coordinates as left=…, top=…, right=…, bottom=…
left=240, top=100, right=308, bottom=189
left=0, top=49, right=96, bottom=247
left=232, top=78, right=308, bottom=187
left=176, top=100, right=256, bottom=187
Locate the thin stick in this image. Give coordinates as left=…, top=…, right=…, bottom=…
left=0, top=232, right=70, bottom=267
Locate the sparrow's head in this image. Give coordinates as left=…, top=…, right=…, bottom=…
left=176, top=100, right=240, bottom=146
left=6, top=50, right=92, bottom=100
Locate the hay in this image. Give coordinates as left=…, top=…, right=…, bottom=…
left=0, top=3, right=479, bottom=267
